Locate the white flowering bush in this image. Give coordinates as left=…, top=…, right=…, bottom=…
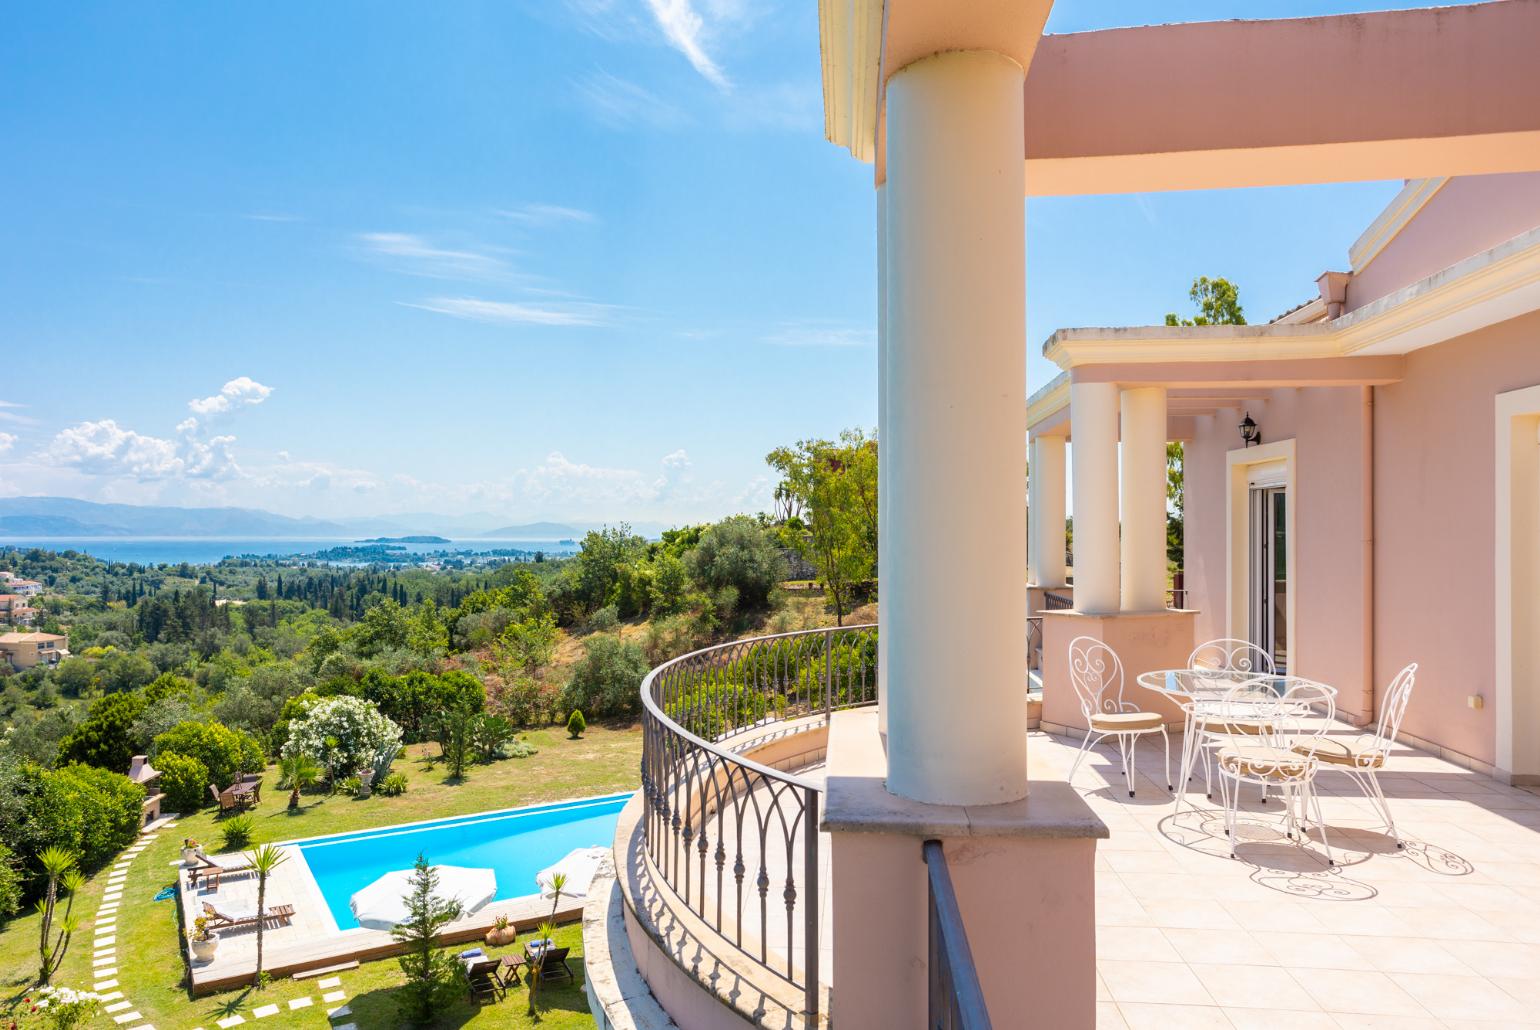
left=26, top=986, right=103, bottom=1029
left=280, top=696, right=402, bottom=783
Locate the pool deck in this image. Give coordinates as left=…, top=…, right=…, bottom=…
left=180, top=846, right=584, bottom=994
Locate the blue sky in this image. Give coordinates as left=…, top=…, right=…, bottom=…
left=0, top=1, right=1455, bottom=525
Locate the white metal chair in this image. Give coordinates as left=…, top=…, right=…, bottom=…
left=1067, top=636, right=1171, bottom=797
left=1213, top=679, right=1337, bottom=866
left=1189, top=638, right=1275, bottom=676
left=1177, top=639, right=1277, bottom=809
left=1293, top=662, right=1417, bottom=848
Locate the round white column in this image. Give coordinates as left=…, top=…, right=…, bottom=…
left=1120, top=387, right=1169, bottom=611
left=884, top=49, right=1027, bottom=806
left=876, top=183, right=889, bottom=735
left=1030, top=435, right=1067, bottom=587
left=1071, top=381, right=1120, bottom=614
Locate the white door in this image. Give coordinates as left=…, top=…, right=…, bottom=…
left=1248, top=482, right=1289, bottom=673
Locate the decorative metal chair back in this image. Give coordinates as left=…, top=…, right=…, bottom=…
left=1189, top=637, right=1275, bottom=676
left=1068, top=635, right=1124, bottom=724
left=1214, top=679, right=1335, bottom=782
left=1369, top=662, right=1418, bottom=759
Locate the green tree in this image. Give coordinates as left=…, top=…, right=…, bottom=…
left=151, top=721, right=265, bottom=794
left=767, top=430, right=878, bottom=624
left=649, top=552, right=690, bottom=615
left=1164, top=275, right=1247, bottom=327
left=393, top=854, right=463, bottom=1026
left=686, top=516, right=787, bottom=611
left=493, top=613, right=559, bottom=676
left=154, top=751, right=211, bottom=813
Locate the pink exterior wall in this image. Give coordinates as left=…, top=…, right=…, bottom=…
left=1184, top=387, right=1374, bottom=722
left=1348, top=173, right=1540, bottom=311
left=1373, top=311, right=1540, bottom=766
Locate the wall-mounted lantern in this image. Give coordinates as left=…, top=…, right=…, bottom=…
left=1239, top=411, right=1261, bottom=448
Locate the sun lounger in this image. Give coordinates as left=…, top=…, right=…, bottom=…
left=464, top=956, right=506, bottom=1003
left=201, top=900, right=294, bottom=931
left=188, top=849, right=255, bottom=889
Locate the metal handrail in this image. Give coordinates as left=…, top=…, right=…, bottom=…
left=1044, top=591, right=1073, bottom=610
left=924, top=840, right=993, bottom=1030
left=639, top=623, right=879, bottom=1021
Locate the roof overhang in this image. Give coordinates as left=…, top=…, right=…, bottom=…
left=1028, top=224, right=1540, bottom=434
left=822, top=1, right=1540, bottom=192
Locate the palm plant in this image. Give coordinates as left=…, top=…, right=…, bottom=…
left=279, top=753, right=320, bottom=811
left=546, top=872, right=567, bottom=925
left=36, top=847, right=84, bottom=986
left=246, top=843, right=288, bottom=989
left=526, top=919, right=559, bottom=1016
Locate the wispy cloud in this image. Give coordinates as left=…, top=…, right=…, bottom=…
left=574, top=70, right=690, bottom=130
left=0, top=401, right=38, bottom=427
left=497, top=203, right=598, bottom=227
left=355, top=231, right=515, bottom=282
left=643, top=0, right=729, bottom=89
left=241, top=212, right=304, bottom=223
left=0, top=432, right=16, bottom=454
left=764, top=321, right=875, bottom=348
left=402, top=296, right=617, bottom=328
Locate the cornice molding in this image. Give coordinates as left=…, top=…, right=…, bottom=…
left=819, top=0, right=884, bottom=163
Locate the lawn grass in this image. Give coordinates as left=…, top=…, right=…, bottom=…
left=0, top=722, right=640, bottom=1029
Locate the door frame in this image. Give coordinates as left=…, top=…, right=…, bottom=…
left=1226, top=438, right=1297, bottom=671
left=1496, top=384, right=1540, bottom=783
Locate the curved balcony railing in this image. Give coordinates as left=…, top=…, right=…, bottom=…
left=639, top=624, right=879, bottom=1022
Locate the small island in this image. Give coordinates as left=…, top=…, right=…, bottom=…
left=355, top=535, right=451, bottom=544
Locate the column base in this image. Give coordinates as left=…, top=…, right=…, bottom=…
left=1040, top=609, right=1199, bottom=730
left=823, top=709, right=1106, bottom=1030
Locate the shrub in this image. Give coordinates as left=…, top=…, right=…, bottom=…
left=281, top=696, right=403, bottom=783
left=219, top=814, right=255, bottom=851
left=567, top=710, right=586, bottom=739
left=486, top=673, right=560, bottom=727
left=666, top=680, right=769, bottom=739
left=587, top=604, right=619, bottom=633
left=24, top=764, right=144, bottom=872
left=473, top=714, right=516, bottom=760
left=508, top=739, right=538, bottom=759
left=151, top=721, right=265, bottom=794
left=0, top=842, right=22, bottom=925
left=155, top=751, right=212, bottom=813
left=378, top=772, right=409, bottom=796
left=561, top=634, right=649, bottom=719
left=686, top=516, right=786, bottom=610
left=333, top=775, right=363, bottom=797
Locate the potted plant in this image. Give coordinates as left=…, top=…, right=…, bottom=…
left=181, top=838, right=201, bottom=865
left=188, top=916, right=218, bottom=963
left=484, top=913, right=516, bottom=948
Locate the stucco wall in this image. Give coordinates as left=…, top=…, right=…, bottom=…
left=1347, top=173, right=1540, bottom=312
left=1183, top=386, right=1372, bottom=721
left=1373, top=309, right=1540, bottom=766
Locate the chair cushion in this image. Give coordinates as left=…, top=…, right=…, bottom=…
left=1091, top=712, right=1164, bottom=732
left=1216, top=745, right=1310, bottom=779
left=1297, top=738, right=1385, bottom=769
left=1196, top=718, right=1274, bottom=736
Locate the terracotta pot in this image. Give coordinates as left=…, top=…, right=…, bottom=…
left=484, top=925, right=517, bottom=948
left=190, top=935, right=218, bottom=963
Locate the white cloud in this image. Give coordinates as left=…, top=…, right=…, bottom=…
left=498, top=203, right=598, bottom=227
left=0, top=432, right=16, bottom=454
left=355, top=232, right=513, bottom=281
left=45, top=420, right=185, bottom=479
left=188, top=376, right=273, bottom=416
left=574, top=71, right=690, bottom=130
left=241, top=212, right=304, bottom=223
left=513, top=449, right=696, bottom=513
left=402, top=296, right=616, bottom=328
left=643, top=0, right=729, bottom=88
left=763, top=322, right=875, bottom=348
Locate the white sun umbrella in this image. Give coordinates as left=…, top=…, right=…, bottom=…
left=536, top=847, right=609, bottom=902
left=350, top=865, right=496, bottom=930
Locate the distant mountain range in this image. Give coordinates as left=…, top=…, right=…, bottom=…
left=0, top=497, right=635, bottom=540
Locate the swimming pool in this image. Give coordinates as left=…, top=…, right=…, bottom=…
left=291, top=792, right=630, bottom=931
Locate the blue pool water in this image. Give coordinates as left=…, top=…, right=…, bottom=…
left=293, top=793, right=630, bottom=931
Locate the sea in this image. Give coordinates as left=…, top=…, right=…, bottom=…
left=0, top=537, right=580, bottom=566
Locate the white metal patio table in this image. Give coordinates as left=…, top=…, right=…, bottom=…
left=1135, top=669, right=1337, bottom=813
